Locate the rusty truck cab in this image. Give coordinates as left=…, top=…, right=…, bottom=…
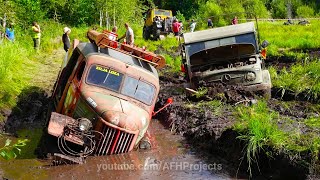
left=48, top=41, right=161, bottom=157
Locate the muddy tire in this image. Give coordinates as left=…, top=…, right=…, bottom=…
left=154, top=29, right=160, bottom=40
left=143, top=26, right=150, bottom=40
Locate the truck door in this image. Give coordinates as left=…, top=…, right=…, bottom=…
left=53, top=50, right=81, bottom=110
left=62, top=61, right=86, bottom=116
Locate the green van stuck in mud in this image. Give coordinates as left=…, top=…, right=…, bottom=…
left=181, top=22, right=272, bottom=97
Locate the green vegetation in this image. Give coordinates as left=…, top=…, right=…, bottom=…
left=1, top=0, right=320, bottom=174
left=0, top=138, right=28, bottom=160
left=259, top=20, right=320, bottom=57
left=305, top=117, right=320, bottom=129
left=269, top=59, right=320, bottom=99
left=135, top=35, right=181, bottom=71
left=0, top=21, right=66, bottom=111
left=234, top=101, right=287, bottom=175
left=16, top=129, right=43, bottom=159
left=193, top=87, right=209, bottom=99
left=234, top=101, right=320, bottom=176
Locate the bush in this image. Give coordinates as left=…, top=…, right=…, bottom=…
left=297, top=5, right=315, bottom=18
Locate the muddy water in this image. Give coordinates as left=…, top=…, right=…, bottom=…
left=0, top=120, right=232, bottom=179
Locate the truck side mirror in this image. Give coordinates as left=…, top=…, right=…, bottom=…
left=152, top=97, right=173, bottom=116
left=261, top=40, right=269, bottom=49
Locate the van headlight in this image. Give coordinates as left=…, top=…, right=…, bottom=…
left=78, top=118, right=92, bottom=132
left=246, top=72, right=256, bottom=81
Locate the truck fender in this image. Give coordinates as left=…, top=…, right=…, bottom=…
left=262, top=70, right=271, bottom=86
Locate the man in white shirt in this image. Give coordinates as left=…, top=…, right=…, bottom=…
left=108, top=26, right=118, bottom=41
left=119, top=23, right=134, bottom=45
left=190, top=20, right=196, bottom=32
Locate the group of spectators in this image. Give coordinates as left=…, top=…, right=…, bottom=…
left=185, top=16, right=238, bottom=34
left=1, top=21, right=40, bottom=50
left=1, top=15, right=240, bottom=52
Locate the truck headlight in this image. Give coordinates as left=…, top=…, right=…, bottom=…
left=246, top=72, right=256, bottom=81
left=78, top=118, right=92, bottom=132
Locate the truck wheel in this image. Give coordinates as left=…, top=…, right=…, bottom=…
left=153, top=29, right=160, bottom=40
left=143, top=27, right=150, bottom=40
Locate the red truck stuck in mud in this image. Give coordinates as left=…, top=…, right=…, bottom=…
left=45, top=30, right=170, bottom=162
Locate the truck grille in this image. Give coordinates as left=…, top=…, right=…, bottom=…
left=95, top=124, right=136, bottom=155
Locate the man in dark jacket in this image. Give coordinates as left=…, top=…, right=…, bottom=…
left=62, top=27, right=71, bottom=52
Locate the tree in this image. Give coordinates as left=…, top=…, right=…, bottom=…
left=243, top=0, right=270, bottom=18
left=40, top=0, right=66, bottom=21
left=197, top=0, right=226, bottom=26
left=14, top=0, right=45, bottom=28
left=297, top=5, right=315, bottom=18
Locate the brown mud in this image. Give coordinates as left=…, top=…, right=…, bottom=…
left=155, top=71, right=320, bottom=179
left=0, top=119, right=233, bottom=179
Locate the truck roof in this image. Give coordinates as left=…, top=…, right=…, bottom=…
left=183, top=22, right=256, bottom=45
left=76, top=43, right=159, bottom=78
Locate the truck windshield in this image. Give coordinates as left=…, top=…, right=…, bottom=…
left=190, top=44, right=257, bottom=72
left=155, top=10, right=171, bottom=16
left=87, top=65, right=123, bottom=92
left=121, top=76, right=155, bottom=105
left=87, top=65, right=155, bottom=105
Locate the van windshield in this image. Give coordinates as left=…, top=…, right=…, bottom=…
left=87, top=65, right=155, bottom=105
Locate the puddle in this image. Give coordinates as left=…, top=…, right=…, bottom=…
left=0, top=120, right=231, bottom=179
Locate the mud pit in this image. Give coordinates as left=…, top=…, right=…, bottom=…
left=0, top=71, right=318, bottom=179
left=156, top=71, right=320, bottom=179
left=0, top=120, right=231, bottom=179
left=0, top=49, right=320, bottom=179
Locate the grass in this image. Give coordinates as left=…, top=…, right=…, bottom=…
left=305, top=117, right=320, bottom=129
left=0, top=21, right=91, bottom=114
left=0, top=42, right=33, bottom=111
left=269, top=59, right=320, bottom=100
left=185, top=99, right=230, bottom=118
left=259, top=20, right=320, bottom=57
left=234, top=100, right=320, bottom=176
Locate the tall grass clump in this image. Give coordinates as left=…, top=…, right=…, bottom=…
left=0, top=42, right=33, bottom=110
left=269, top=59, right=320, bottom=99
left=234, top=101, right=287, bottom=176
left=234, top=100, right=320, bottom=176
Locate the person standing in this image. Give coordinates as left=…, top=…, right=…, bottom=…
left=62, top=27, right=71, bottom=52
left=189, top=20, right=196, bottom=32
left=232, top=16, right=238, bottom=25
left=5, top=23, right=14, bottom=42
left=172, top=19, right=181, bottom=40
left=207, top=18, right=213, bottom=28
left=119, top=23, right=134, bottom=45
left=32, top=21, right=41, bottom=50
left=108, top=26, right=118, bottom=41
